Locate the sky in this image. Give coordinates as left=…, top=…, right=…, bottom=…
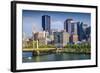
left=22, top=10, right=91, bottom=37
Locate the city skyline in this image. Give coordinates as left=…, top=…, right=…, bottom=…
left=22, top=10, right=91, bottom=63
left=22, top=10, right=91, bottom=37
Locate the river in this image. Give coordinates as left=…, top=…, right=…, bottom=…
left=22, top=52, right=90, bottom=63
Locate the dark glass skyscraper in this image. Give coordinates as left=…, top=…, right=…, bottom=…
left=42, top=15, right=51, bottom=34
left=77, top=22, right=88, bottom=41
left=77, top=22, right=83, bottom=41
left=86, top=26, right=91, bottom=39
left=64, top=19, right=77, bottom=34
left=64, top=19, right=73, bottom=33
left=64, top=19, right=78, bottom=44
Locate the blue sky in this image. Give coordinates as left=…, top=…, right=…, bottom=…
left=22, top=10, right=91, bottom=36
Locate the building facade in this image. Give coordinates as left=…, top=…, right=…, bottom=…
left=72, top=34, right=78, bottom=44
left=54, top=31, right=69, bottom=48
left=42, top=15, right=51, bottom=34
left=34, top=31, right=47, bottom=45
left=77, top=22, right=88, bottom=41
left=62, top=31, right=70, bottom=46
left=64, top=19, right=78, bottom=44
left=64, top=19, right=77, bottom=34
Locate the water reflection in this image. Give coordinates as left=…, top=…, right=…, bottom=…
left=23, top=52, right=91, bottom=63
left=35, top=56, right=40, bottom=62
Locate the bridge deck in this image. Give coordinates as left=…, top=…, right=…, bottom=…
left=23, top=48, right=56, bottom=52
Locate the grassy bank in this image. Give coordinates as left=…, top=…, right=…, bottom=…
left=63, top=48, right=90, bottom=54
left=23, top=47, right=91, bottom=55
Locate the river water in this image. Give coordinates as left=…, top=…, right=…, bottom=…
left=22, top=52, right=91, bottom=63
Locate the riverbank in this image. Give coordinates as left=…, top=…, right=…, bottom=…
left=23, top=47, right=91, bottom=56
left=63, top=48, right=90, bottom=54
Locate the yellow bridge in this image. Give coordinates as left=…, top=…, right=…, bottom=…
left=23, top=48, right=57, bottom=55
left=23, top=48, right=56, bottom=51
left=23, top=40, right=62, bottom=55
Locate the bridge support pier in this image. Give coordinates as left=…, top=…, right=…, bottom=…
left=36, top=51, right=40, bottom=55
left=32, top=50, right=40, bottom=56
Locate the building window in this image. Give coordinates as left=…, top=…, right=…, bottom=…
left=57, top=35, right=60, bottom=43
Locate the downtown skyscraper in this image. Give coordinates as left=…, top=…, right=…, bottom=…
left=64, top=19, right=77, bottom=34
left=77, top=22, right=83, bottom=41
left=77, top=22, right=88, bottom=41
left=42, top=15, right=51, bottom=34
left=64, top=19, right=78, bottom=44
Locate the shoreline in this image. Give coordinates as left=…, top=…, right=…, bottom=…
left=23, top=48, right=91, bottom=56
left=23, top=51, right=91, bottom=56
